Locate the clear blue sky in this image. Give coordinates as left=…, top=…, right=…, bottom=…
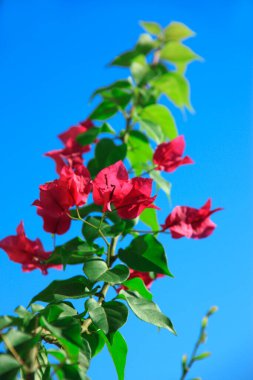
left=0, top=0, right=252, bottom=379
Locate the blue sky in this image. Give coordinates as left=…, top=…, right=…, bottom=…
left=0, top=0, right=252, bottom=379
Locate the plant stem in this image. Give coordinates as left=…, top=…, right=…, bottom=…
left=179, top=307, right=217, bottom=380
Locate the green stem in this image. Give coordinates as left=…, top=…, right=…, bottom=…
left=179, top=307, right=217, bottom=380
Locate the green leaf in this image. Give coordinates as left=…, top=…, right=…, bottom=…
left=99, top=331, right=128, bottom=380
left=98, top=265, right=130, bottom=285
left=4, top=330, right=32, bottom=347
left=47, top=237, right=103, bottom=267
left=0, top=354, right=21, bottom=377
left=122, top=277, right=152, bottom=300
left=71, top=203, right=102, bottom=219
left=139, top=119, right=164, bottom=144
left=76, top=127, right=100, bottom=146
left=83, top=257, right=108, bottom=282
left=91, top=80, right=132, bottom=99
left=193, top=352, right=211, bottom=361
left=88, top=138, right=127, bottom=177
left=150, top=170, right=172, bottom=200
left=119, top=234, right=173, bottom=276
left=42, top=302, right=77, bottom=323
left=110, top=34, right=156, bottom=67
left=82, top=216, right=113, bottom=244
left=89, top=100, right=118, bottom=120
left=86, top=299, right=109, bottom=334
left=151, top=72, right=193, bottom=111
left=160, top=42, right=202, bottom=65
left=164, top=21, right=195, bottom=41
left=40, top=317, right=89, bottom=363
left=130, top=55, right=150, bottom=85
left=83, top=331, right=105, bottom=358
left=140, top=104, right=178, bottom=140
left=139, top=207, right=159, bottom=231
left=100, top=122, right=115, bottom=134
left=30, top=276, right=92, bottom=304
left=119, top=290, right=176, bottom=334
left=140, top=21, right=162, bottom=36
left=103, top=301, right=128, bottom=333
left=127, top=130, right=153, bottom=175
left=0, top=316, right=17, bottom=330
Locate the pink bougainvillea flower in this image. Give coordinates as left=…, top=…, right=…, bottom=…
left=34, top=163, right=92, bottom=235
left=162, top=199, right=222, bottom=239
left=33, top=180, right=73, bottom=235
left=0, top=222, right=62, bottom=274
left=60, top=164, right=92, bottom=207
left=115, top=177, right=158, bottom=219
left=153, top=135, right=194, bottom=173
left=58, top=119, right=93, bottom=147
left=93, top=161, right=158, bottom=218
left=45, top=119, right=94, bottom=174
left=93, top=161, right=130, bottom=212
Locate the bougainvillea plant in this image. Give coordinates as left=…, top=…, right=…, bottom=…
left=0, top=21, right=221, bottom=380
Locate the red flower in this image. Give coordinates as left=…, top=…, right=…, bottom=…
left=34, top=163, right=92, bottom=234
left=0, top=222, right=62, bottom=274
left=114, top=177, right=158, bottom=219
left=60, top=164, right=92, bottom=207
left=93, top=161, right=130, bottom=212
left=93, top=161, right=157, bottom=219
left=33, top=180, right=73, bottom=235
left=162, top=199, right=222, bottom=239
left=45, top=119, right=94, bottom=174
left=153, top=135, right=194, bottom=172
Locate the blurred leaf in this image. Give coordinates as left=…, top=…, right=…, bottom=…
left=140, top=21, right=162, bottom=36
left=76, top=127, right=100, bottom=145
left=140, top=104, right=178, bottom=140
left=110, top=34, right=156, bottom=67
left=130, top=55, right=150, bottom=85
left=139, top=208, right=159, bottom=231
left=99, top=331, right=127, bottom=380
left=150, top=170, right=172, bottom=200
left=119, top=234, right=173, bottom=276
left=139, top=119, right=164, bottom=144
left=4, top=330, right=32, bottom=347
left=160, top=41, right=202, bottom=69
left=91, top=80, right=132, bottom=99
left=0, top=354, right=21, bottom=378
left=151, top=72, right=193, bottom=111
left=193, top=352, right=211, bottom=361
left=122, top=278, right=152, bottom=300
left=119, top=290, right=176, bottom=334
left=89, top=100, right=118, bottom=120
left=164, top=21, right=195, bottom=41
left=127, top=130, right=153, bottom=175
left=30, top=276, right=92, bottom=304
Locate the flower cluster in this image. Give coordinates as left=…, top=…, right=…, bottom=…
left=0, top=121, right=221, bottom=278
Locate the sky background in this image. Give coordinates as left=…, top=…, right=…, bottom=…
left=0, top=0, right=252, bottom=379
